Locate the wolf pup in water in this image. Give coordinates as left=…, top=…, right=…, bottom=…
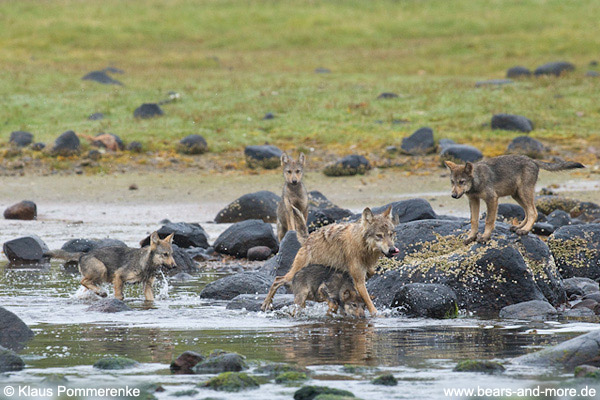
left=445, top=155, right=584, bottom=244
left=47, top=232, right=177, bottom=301
left=262, top=205, right=399, bottom=316
left=277, top=152, right=309, bottom=242
left=291, top=264, right=367, bottom=317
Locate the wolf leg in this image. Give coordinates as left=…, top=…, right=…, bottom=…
left=464, top=196, right=480, bottom=244
left=510, top=194, right=528, bottom=231
left=143, top=276, right=155, bottom=301
left=350, top=271, right=377, bottom=316
left=478, top=197, right=498, bottom=243
left=516, top=186, right=538, bottom=235
left=80, top=277, right=107, bottom=297
left=261, top=247, right=309, bottom=311
left=112, top=273, right=125, bottom=300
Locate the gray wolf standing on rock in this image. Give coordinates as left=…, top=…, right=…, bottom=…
left=291, top=264, right=367, bottom=317
left=277, top=152, right=309, bottom=242
left=262, top=205, right=399, bottom=316
left=445, top=154, right=584, bottom=244
left=46, top=232, right=177, bottom=301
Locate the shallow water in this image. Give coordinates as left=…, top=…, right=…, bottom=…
left=1, top=172, right=600, bottom=399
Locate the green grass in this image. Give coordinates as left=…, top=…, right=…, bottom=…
left=1, top=0, right=599, bottom=155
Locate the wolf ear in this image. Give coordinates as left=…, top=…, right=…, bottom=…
left=464, top=162, right=474, bottom=175
left=164, top=233, right=174, bottom=244
left=382, top=205, right=393, bottom=220
left=444, top=160, right=457, bottom=170
left=342, top=289, right=351, bottom=302
left=362, top=207, right=374, bottom=223
left=150, top=232, right=160, bottom=249
left=280, top=152, right=289, bottom=166
left=298, top=152, right=306, bottom=166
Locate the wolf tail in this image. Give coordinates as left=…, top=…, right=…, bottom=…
left=534, top=159, right=585, bottom=171
left=44, top=249, right=83, bottom=262
left=291, top=205, right=309, bottom=243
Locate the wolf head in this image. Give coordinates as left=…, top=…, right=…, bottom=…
left=149, top=232, right=177, bottom=270
left=281, top=152, right=305, bottom=185
left=340, top=288, right=366, bottom=318
left=444, top=160, right=474, bottom=199
left=361, top=206, right=399, bottom=258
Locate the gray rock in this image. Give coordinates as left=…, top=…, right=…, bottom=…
left=86, top=299, right=132, bottom=313
left=314, top=67, right=331, bottom=73
left=61, top=238, right=127, bottom=253
left=506, top=66, right=531, bottom=78
left=133, top=103, right=163, bottom=119
left=506, top=136, right=545, bottom=158
left=401, top=127, right=435, bottom=155
left=392, top=283, right=458, bottom=318
left=127, top=141, right=143, bottom=152
left=192, top=353, right=247, bottom=374
left=226, top=294, right=295, bottom=311
left=82, top=70, right=123, bottom=85
left=0, top=346, right=25, bottom=372
left=9, top=131, right=33, bottom=147
left=88, top=112, right=105, bottom=120
left=199, top=272, right=273, bottom=300
left=475, top=79, right=514, bottom=87
left=499, top=300, right=557, bottom=320
left=546, top=209, right=571, bottom=229
left=214, top=220, right=278, bottom=258
left=244, top=145, right=283, bottom=169
left=514, top=329, right=600, bottom=370
left=178, top=134, right=208, bottom=154
left=52, top=130, right=80, bottom=156
left=247, top=246, right=272, bottom=261
left=170, top=350, right=205, bottom=374
left=140, top=222, right=209, bottom=248
left=534, top=61, right=575, bottom=77
left=323, top=155, right=371, bottom=177
left=260, top=230, right=302, bottom=277
left=4, top=200, right=37, bottom=220
left=3, top=234, right=49, bottom=264
left=215, top=191, right=280, bottom=223
left=307, top=206, right=354, bottom=233
left=438, top=138, right=455, bottom=150
left=440, top=144, right=483, bottom=164
left=563, top=277, right=599, bottom=297
left=586, top=71, right=600, bottom=77
left=491, top=114, right=533, bottom=133
left=548, top=224, right=600, bottom=280
left=0, top=307, right=34, bottom=351
left=377, top=92, right=399, bottom=99
left=262, top=112, right=275, bottom=120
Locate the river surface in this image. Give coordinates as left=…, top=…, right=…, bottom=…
left=1, top=170, right=599, bottom=399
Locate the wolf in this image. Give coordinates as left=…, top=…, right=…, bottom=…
left=277, top=152, right=309, bottom=241
left=262, top=205, right=399, bottom=316
left=47, top=232, right=176, bottom=301
left=291, top=264, right=367, bottom=317
left=445, top=155, right=584, bottom=244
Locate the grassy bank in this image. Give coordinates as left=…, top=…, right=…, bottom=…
left=1, top=0, right=599, bottom=156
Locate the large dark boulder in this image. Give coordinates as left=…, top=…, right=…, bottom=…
left=307, top=190, right=337, bottom=210
left=227, top=294, right=295, bottom=311
left=215, top=191, right=280, bottom=223
left=82, top=70, right=123, bottom=85
left=439, top=144, right=483, bottom=164
left=307, top=206, right=354, bottom=233
left=570, top=201, right=600, bottom=223
left=3, top=235, right=49, bottom=264
left=133, top=103, right=163, bottom=119
left=506, top=66, right=531, bottom=78
left=61, top=238, right=127, bottom=253
left=391, top=283, right=458, bottom=318
left=259, top=230, right=302, bottom=277
left=498, top=300, right=557, bottom=320
left=9, top=131, right=33, bottom=147
left=178, top=134, right=208, bottom=154
left=506, top=136, right=545, bottom=158
left=515, top=329, right=600, bottom=370
left=0, top=346, right=25, bottom=372
left=170, top=351, right=204, bottom=374
left=0, top=307, right=34, bottom=351
left=214, top=220, right=278, bottom=258
left=347, top=198, right=437, bottom=224
left=400, top=127, right=435, bottom=155
left=548, top=224, right=600, bottom=280
left=244, top=145, right=283, bottom=169
left=4, top=200, right=37, bottom=220
left=563, top=277, right=599, bottom=297
left=323, top=154, right=371, bottom=177
left=199, top=272, right=273, bottom=300
left=534, top=61, right=575, bottom=77
left=52, top=130, right=80, bottom=156
left=491, top=114, right=533, bottom=133
left=171, top=244, right=198, bottom=273
left=192, top=353, right=247, bottom=374
left=140, top=222, right=209, bottom=248
left=535, top=195, right=581, bottom=215
left=370, top=219, right=565, bottom=314
left=546, top=210, right=571, bottom=229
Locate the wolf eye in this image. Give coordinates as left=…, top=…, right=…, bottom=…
left=163, top=252, right=169, bottom=257
left=376, top=233, right=383, bottom=239
left=459, top=179, right=466, bottom=184
left=295, top=169, right=301, bottom=173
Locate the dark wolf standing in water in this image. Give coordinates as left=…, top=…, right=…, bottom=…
left=445, top=155, right=584, bottom=244
left=277, top=152, right=309, bottom=241
left=47, top=232, right=176, bottom=301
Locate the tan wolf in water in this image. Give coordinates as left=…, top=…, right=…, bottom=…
left=445, top=154, right=584, bottom=244
left=262, top=206, right=399, bottom=316
left=277, top=152, right=309, bottom=241
left=47, top=232, right=177, bottom=301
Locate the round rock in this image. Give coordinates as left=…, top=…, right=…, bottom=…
left=491, top=114, right=533, bottom=133
left=178, top=134, right=208, bottom=154
left=439, top=144, right=483, bottom=164
left=215, top=191, right=280, bottom=223
left=244, top=145, right=283, bottom=169
left=506, top=136, right=545, bottom=158
left=9, top=131, right=33, bottom=147
left=4, top=200, right=37, bottom=220
left=134, top=103, right=163, bottom=119
left=52, top=130, right=80, bottom=156
left=400, top=127, right=435, bottom=155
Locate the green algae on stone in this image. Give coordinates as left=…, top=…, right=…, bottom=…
left=294, top=385, right=355, bottom=400
left=93, top=356, right=139, bottom=370
left=275, top=371, right=309, bottom=384
left=454, top=360, right=505, bottom=374
left=371, top=373, right=398, bottom=386
left=200, top=372, right=259, bottom=392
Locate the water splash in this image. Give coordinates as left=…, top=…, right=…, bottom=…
left=156, top=270, right=170, bottom=300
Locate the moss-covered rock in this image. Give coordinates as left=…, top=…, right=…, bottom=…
left=323, top=155, right=370, bottom=177
left=535, top=195, right=581, bottom=216
left=172, top=389, right=199, bottom=397
left=574, top=365, right=600, bottom=379
left=314, top=395, right=359, bottom=400
left=192, top=352, right=247, bottom=374
left=454, top=360, right=505, bottom=374
left=294, top=385, right=355, bottom=400
left=200, top=372, right=259, bottom=392
left=275, top=371, right=308, bottom=384
left=341, top=364, right=377, bottom=374
left=371, top=373, right=398, bottom=386
left=548, top=224, right=600, bottom=280
left=93, top=356, right=139, bottom=370
left=0, top=346, right=25, bottom=372
left=255, top=362, right=311, bottom=377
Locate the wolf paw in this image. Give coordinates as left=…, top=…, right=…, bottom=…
left=515, top=229, right=529, bottom=236
left=463, top=236, right=477, bottom=245
left=509, top=225, right=518, bottom=232
left=99, top=291, right=108, bottom=298
left=476, top=234, right=490, bottom=244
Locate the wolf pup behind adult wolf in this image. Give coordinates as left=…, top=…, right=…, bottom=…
left=277, top=152, right=309, bottom=242
left=47, top=232, right=177, bottom=301
left=291, top=264, right=366, bottom=317
left=262, top=205, right=399, bottom=316
left=445, top=155, right=584, bottom=244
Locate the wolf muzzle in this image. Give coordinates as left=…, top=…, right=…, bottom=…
left=385, top=247, right=400, bottom=258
